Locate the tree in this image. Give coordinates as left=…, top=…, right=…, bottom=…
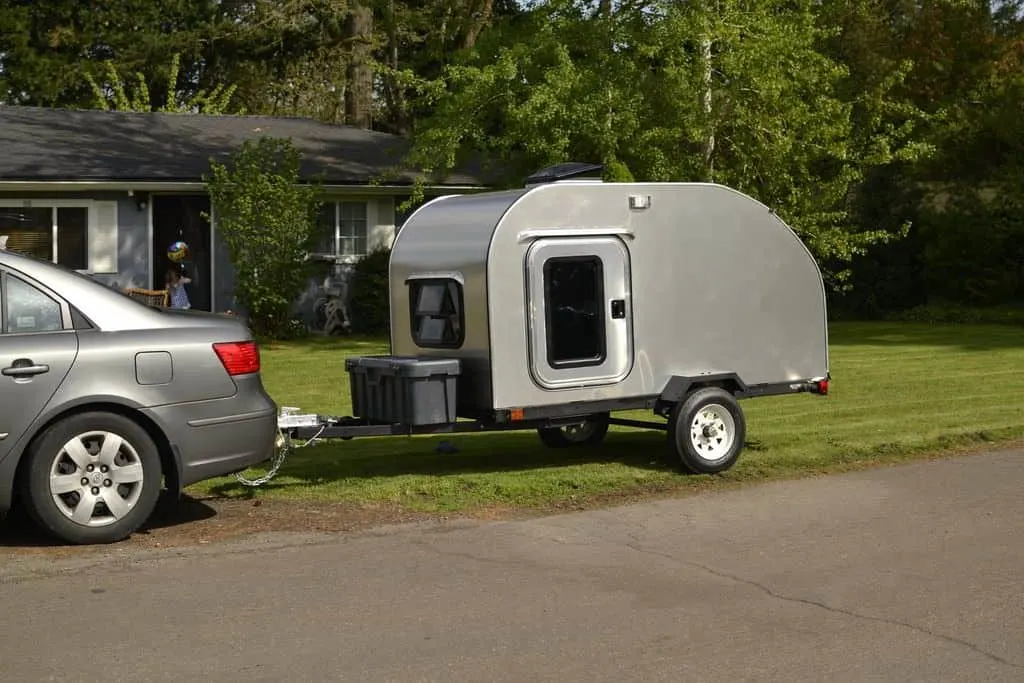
left=84, top=53, right=239, bottom=114
left=204, top=137, right=323, bottom=338
left=0, top=0, right=231, bottom=108
left=402, top=0, right=925, bottom=288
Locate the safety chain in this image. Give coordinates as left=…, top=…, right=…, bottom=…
left=233, top=424, right=326, bottom=487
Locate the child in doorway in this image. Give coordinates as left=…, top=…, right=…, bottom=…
left=166, top=266, right=192, bottom=310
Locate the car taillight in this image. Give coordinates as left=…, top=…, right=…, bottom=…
left=213, top=341, right=260, bottom=376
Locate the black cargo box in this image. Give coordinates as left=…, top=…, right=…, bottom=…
left=345, top=355, right=461, bottom=426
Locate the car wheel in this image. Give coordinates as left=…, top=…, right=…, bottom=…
left=537, top=413, right=610, bottom=448
left=668, top=387, right=746, bottom=474
left=21, top=411, right=162, bottom=545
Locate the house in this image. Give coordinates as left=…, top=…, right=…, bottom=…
left=0, top=105, right=487, bottom=325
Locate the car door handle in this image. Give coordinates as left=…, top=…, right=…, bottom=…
left=2, top=359, right=50, bottom=377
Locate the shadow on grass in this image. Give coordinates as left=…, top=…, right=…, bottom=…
left=206, top=428, right=718, bottom=498
left=827, top=321, right=1024, bottom=350
left=0, top=492, right=217, bottom=548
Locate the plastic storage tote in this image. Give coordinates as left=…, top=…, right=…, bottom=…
left=345, top=355, right=462, bottom=426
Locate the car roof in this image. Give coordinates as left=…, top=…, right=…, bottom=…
left=0, top=249, right=167, bottom=331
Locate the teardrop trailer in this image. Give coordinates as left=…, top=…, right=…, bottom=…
left=274, top=164, right=830, bottom=477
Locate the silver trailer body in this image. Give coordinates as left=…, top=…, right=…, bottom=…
left=389, top=180, right=829, bottom=417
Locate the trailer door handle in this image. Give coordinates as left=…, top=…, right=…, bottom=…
left=2, top=359, right=50, bottom=377
left=610, top=299, right=626, bottom=319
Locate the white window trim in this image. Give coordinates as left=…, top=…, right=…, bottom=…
left=0, top=199, right=117, bottom=274
left=313, top=199, right=373, bottom=264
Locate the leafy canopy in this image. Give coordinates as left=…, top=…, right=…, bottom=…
left=404, top=0, right=938, bottom=288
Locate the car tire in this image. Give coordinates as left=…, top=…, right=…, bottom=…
left=537, top=413, right=610, bottom=448
left=667, top=387, right=746, bottom=475
left=21, top=411, right=163, bottom=545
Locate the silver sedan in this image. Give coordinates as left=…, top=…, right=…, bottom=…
left=0, top=248, right=278, bottom=544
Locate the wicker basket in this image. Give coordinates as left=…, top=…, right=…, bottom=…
left=125, top=287, right=169, bottom=307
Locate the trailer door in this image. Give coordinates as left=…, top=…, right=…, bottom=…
left=525, top=235, right=634, bottom=390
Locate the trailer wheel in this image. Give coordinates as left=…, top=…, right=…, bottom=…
left=537, top=413, right=610, bottom=448
left=668, top=388, right=745, bottom=474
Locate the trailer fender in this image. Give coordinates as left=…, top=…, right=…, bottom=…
left=657, top=373, right=749, bottom=406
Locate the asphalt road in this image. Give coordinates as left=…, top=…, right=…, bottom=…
left=2, top=450, right=1022, bottom=682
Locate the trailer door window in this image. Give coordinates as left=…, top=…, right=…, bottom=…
left=410, top=279, right=464, bottom=348
left=544, top=256, right=606, bottom=366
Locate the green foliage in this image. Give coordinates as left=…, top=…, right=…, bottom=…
left=0, top=0, right=231, bottom=108
left=602, top=160, right=634, bottom=183
left=402, top=0, right=929, bottom=287
left=84, top=53, right=239, bottom=114
left=347, top=247, right=393, bottom=336
left=204, top=136, right=323, bottom=339
left=915, top=181, right=1024, bottom=306
left=279, top=318, right=314, bottom=341
left=4, top=0, right=1024, bottom=314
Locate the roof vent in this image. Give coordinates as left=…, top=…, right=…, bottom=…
left=525, top=162, right=604, bottom=187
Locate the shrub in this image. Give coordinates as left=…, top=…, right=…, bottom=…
left=884, top=302, right=1024, bottom=326
left=204, top=136, right=322, bottom=338
left=348, top=246, right=392, bottom=335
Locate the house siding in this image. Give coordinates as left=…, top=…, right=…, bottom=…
left=0, top=191, right=147, bottom=289
left=1, top=189, right=412, bottom=329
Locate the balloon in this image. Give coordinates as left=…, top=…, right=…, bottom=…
left=167, top=240, right=189, bottom=263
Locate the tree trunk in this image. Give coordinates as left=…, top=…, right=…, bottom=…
left=381, top=0, right=410, bottom=134
left=462, top=0, right=495, bottom=50
left=700, top=36, right=714, bottom=182
left=344, top=2, right=374, bottom=129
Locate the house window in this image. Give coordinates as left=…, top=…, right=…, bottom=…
left=409, top=278, right=464, bottom=349
left=543, top=256, right=606, bottom=367
left=0, top=205, right=90, bottom=271
left=315, top=201, right=369, bottom=259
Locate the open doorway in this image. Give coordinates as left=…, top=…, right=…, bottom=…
left=152, top=195, right=212, bottom=311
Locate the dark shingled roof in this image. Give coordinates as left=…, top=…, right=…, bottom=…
left=0, top=105, right=486, bottom=186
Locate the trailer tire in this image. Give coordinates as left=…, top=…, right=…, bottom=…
left=537, top=413, right=610, bottom=448
left=668, top=387, right=745, bottom=474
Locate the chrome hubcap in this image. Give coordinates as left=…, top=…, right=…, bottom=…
left=48, top=431, right=144, bottom=527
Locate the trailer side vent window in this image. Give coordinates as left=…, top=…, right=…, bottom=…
left=544, top=256, right=606, bottom=366
left=410, top=279, right=464, bottom=348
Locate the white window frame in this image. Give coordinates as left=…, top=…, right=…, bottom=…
left=314, top=199, right=370, bottom=263
left=0, top=199, right=118, bottom=274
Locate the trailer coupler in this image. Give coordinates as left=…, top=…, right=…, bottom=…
left=233, top=407, right=332, bottom=487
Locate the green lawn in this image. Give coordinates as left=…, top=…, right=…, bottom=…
left=188, top=322, right=1024, bottom=513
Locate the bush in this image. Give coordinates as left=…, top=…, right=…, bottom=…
left=916, top=185, right=1024, bottom=307
left=204, top=136, right=322, bottom=339
left=884, top=302, right=1024, bottom=326
left=348, top=247, right=392, bottom=335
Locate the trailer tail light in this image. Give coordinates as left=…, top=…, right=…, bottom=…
left=815, top=378, right=829, bottom=395
left=213, top=341, right=261, bottom=376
